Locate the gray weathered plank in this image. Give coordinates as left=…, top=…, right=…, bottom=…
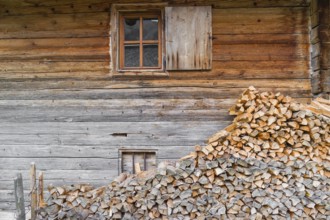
left=0, top=145, right=196, bottom=160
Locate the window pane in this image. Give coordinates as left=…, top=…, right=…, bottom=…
left=125, top=45, right=140, bottom=67
left=124, top=18, right=140, bottom=41
left=143, top=18, right=158, bottom=40
left=143, top=44, right=158, bottom=67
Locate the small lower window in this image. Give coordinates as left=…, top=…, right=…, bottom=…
left=119, top=12, right=162, bottom=70
left=119, top=150, right=157, bottom=174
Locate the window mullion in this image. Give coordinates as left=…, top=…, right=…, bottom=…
left=158, top=14, right=161, bottom=68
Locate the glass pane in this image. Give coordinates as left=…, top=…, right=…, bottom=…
left=143, top=18, right=158, bottom=40
left=125, top=45, right=140, bottom=67
left=124, top=18, right=140, bottom=41
left=143, top=44, right=158, bottom=67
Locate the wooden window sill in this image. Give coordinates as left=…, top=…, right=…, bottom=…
left=111, top=70, right=169, bottom=77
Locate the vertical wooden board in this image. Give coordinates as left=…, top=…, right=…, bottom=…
left=165, top=6, right=212, bottom=70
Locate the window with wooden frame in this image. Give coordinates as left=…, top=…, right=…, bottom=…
left=110, top=4, right=212, bottom=76
left=119, top=12, right=162, bottom=70
left=119, top=149, right=157, bottom=174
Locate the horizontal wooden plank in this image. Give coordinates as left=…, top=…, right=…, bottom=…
left=0, top=157, right=189, bottom=172
left=0, top=98, right=235, bottom=108
left=213, top=43, right=309, bottom=61
left=0, top=87, right=311, bottom=100
left=0, top=79, right=311, bottom=91
left=213, top=7, right=308, bottom=34
left=213, top=60, right=309, bottom=75
left=0, top=68, right=310, bottom=80
left=172, top=0, right=309, bottom=8
left=0, top=37, right=109, bottom=61
left=0, top=99, right=234, bottom=122
left=0, top=121, right=226, bottom=146
left=0, top=169, right=119, bottom=182
left=1, top=1, right=110, bottom=15
left=0, top=201, right=23, bottom=211
left=213, top=33, right=310, bottom=44
left=0, top=211, right=15, bottom=219
left=0, top=179, right=113, bottom=191
left=0, top=61, right=108, bottom=73
left=0, top=145, right=196, bottom=160
left=0, top=12, right=109, bottom=39
left=0, top=59, right=309, bottom=79
left=0, top=158, right=118, bottom=170
left=0, top=0, right=310, bottom=16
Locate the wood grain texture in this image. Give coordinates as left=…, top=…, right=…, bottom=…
left=165, top=6, right=212, bottom=70
left=0, top=0, right=314, bottom=211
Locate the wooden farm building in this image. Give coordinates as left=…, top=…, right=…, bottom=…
left=0, top=0, right=329, bottom=212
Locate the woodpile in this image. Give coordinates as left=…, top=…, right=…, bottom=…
left=38, top=87, right=330, bottom=219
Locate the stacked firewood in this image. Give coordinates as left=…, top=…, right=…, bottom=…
left=38, top=87, right=330, bottom=219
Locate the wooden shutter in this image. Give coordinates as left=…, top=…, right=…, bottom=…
left=165, top=6, right=212, bottom=70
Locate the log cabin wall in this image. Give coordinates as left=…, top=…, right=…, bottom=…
left=0, top=0, right=312, bottom=210
left=310, top=0, right=330, bottom=98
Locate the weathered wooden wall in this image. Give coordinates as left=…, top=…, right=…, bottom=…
left=310, top=0, right=330, bottom=98
left=0, top=0, right=312, bottom=210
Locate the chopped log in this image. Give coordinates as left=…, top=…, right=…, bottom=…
left=38, top=172, right=46, bottom=208
left=37, top=87, right=330, bottom=220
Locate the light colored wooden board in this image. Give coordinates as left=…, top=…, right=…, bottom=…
left=0, top=121, right=226, bottom=147
left=0, top=61, right=108, bottom=73
left=0, top=211, right=15, bottom=220
left=0, top=37, right=109, bottom=61
left=212, top=7, right=308, bottom=34
left=0, top=170, right=119, bottom=182
left=0, top=99, right=233, bottom=122
left=0, top=12, right=109, bottom=39
left=0, top=158, right=118, bottom=170
left=0, top=121, right=227, bottom=136
left=165, top=6, right=212, bottom=70
left=0, top=98, right=236, bottom=108
left=213, top=43, right=309, bottom=61
left=0, top=145, right=197, bottom=160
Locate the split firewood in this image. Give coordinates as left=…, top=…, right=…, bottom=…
left=37, top=87, right=330, bottom=220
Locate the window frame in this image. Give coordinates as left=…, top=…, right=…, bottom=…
left=119, top=12, right=163, bottom=70
left=118, top=149, right=157, bottom=174
left=110, top=3, right=168, bottom=77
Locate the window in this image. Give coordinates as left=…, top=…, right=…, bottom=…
left=119, top=149, right=157, bottom=174
left=110, top=4, right=212, bottom=76
left=119, top=12, right=162, bottom=70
